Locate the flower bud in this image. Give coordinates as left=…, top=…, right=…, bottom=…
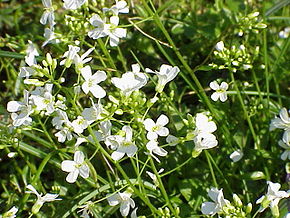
left=233, top=194, right=243, bottom=207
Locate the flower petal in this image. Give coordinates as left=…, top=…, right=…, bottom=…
left=156, top=114, right=169, bottom=126
left=66, top=170, right=79, bottom=183
left=74, top=151, right=85, bottom=164
left=61, top=160, right=76, bottom=172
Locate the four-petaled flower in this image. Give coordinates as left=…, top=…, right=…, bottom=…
left=88, top=15, right=127, bottom=47
left=278, top=131, right=290, bottom=160
left=7, top=90, right=33, bottom=127
left=143, top=114, right=169, bottom=140
left=146, top=140, right=168, bottom=163
left=209, top=80, right=228, bottom=102
left=61, top=151, right=90, bottom=183
left=201, top=187, right=230, bottom=216
left=109, top=126, right=138, bottom=161
left=256, top=181, right=290, bottom=217
left=145, top=64, right=180, bottom=93
left=111, top=65, right=147, bottom=97
left=81, top=65, right=107, bottom=98
left=26, top=184, right=61, bottom=214
left=40, top=0, right=55, bottom=27
left=270, top=108, right=290, bottom=131
left=103, top=0, right=129, bottom=15
left=107, top=191, right=135, bottom=217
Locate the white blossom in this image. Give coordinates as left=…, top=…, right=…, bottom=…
left=279, top=27, right=290, bottom=39
left=192, top=113, right=218, bottom=155
left=7, top=90, right=33, bottom=127
left=143, top=114, right=169, bottom=140
left=278, top=131, right=290, bottom=160
left=19, top=67, right=35, bottom=78
left=2, top=206, right=18, bottom=218
left=146, top=140, right=168, bottom=163
left=63, top=0, right=86, bottom=10
left=42, top=27, right=60, bottom=47
left=61, top=151, right=90, bottom=183
left=71, top=116, right=89, bottom=134
left=81, top=66, right=107, bottom=98
left=26, top=184, right=61, bottom=214
left=88, top=15, right=127, bottom=47
left=81, top=99, right=103, bottom=123
left=201, top=187, right=229, bottom=216
left=110, top=126, right=138, bottom=161
left=270, top=108, right=290, bottom=131
left=256, top=181, right=290, bottom=217
left=209, top=81, right=228, bottom=102
left=60, top=45, right=80, bottom=68
left=229, top=149, right=244, bottom=162
left=107, top=191, right=135, bottom=217
left=215, top=41, right=225, bottom=51
left=103, top=0, right=129, bottom=15
left=25, top=41, right=39, bottom=66
left=40, top=0, right=55, bottom=27
left=145, top=64, right=180, bottom=92
left=111, top=68, right=147, bottom=97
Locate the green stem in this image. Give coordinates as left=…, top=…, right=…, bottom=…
left=229, top=71, right=258, bottom=148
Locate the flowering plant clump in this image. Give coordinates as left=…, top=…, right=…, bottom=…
left=0, top=0, right=289, bottom=217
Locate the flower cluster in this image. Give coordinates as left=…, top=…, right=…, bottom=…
left=235, top=12, right=267, bottom=36
left=209, top=41, right=259, bottom=72
left=201, top=187, right=252, bottom=217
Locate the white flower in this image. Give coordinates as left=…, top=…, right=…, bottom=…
left=143, top=114, right=169, bottom=140
left=61, top=151, right=90, bottom=183
left=74, top=47, right=95, bottom=69
left=7, top=90, right=33, bottom=127
left=81, top=66, right=107, bottom=98
left=146, top=168, right=164, bottom=188
left=215, top=41, right=225, bottom=51
left=145, top=64, right=180, bottom=93
left=60, top=45, right=80, bottom=68
left=25, top=41, right=39, bottom=66
left=30, top=84, right=55, bottom=115
left=256, top=181, right=290, bottom=217
left=194, top=113, right=217, bottom=136
left=55, top=127, right=73, bottom=142
left=40, top=0, right=55, bottom=27
left=19, top=66, right=35, bottom=78
left=42, top=27, right=60, bottom=47
left=201, top=187, right=229, bottom=216
left=26, top=184, right=61, bottom=214
left=2, top=206, right=18, bottom=218
left=111, top=68, right=147, bottom=97
left=82, top=100, right=103, bottom=123
left=52, top=110, right=73, bottom=142
left=88, top=15, right=127, bottom=47
left=209, top=81, right=228, bottom=102
left=63, top=0, right=86, bottom=10
left=270, top=108, right=290, bottom=131
left=166, top=135, right=179, bottom=146
left=107, top=191, right=135, bottom=217
left=279, top=27, right=290, bottom=39
left=146, top=140, right=168, bottom=163
left=192, top=113, right=218, bottom=154
left=52, top=110, right=71, bottom=129
left=103, top=0, right=129, bottom=15
left=193, top=133, right=218, bottom=153
left=229, top=150, right=244, bottom=162
left=71, top=116, right=89, bottom=134
left=110, top=126, right=138, bottom=161
left=278, top=131, right=290, bottom=160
